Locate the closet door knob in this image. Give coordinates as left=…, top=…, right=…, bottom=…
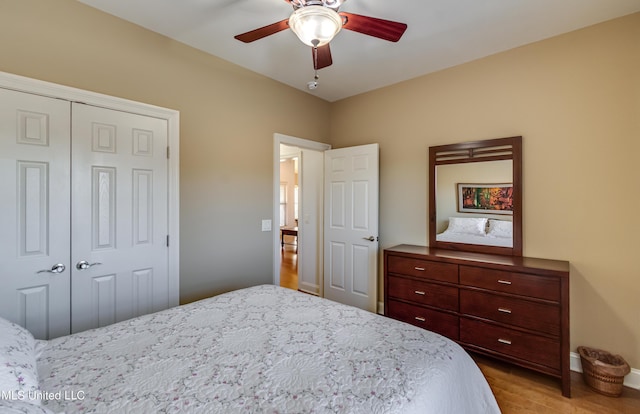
left=76, top=260, right=102, bottom=270
left=37, top=263, right=66, bottom=274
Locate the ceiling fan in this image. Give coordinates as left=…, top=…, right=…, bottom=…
left=234, top=0, right=408, bottom=70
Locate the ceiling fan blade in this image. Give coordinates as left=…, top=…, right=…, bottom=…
left=234, top=19, right=289, bottom=43
left=340, top=12, right=407, bottom=42
left=313, top=44, right=333, bottom=70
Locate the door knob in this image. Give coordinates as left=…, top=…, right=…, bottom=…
left=37, top=263, right=66, bottom=274
left=362, top=236, right=377, bottom=242
left=76, top=260, right=102, bottom=270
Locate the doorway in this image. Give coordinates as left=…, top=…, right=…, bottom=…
left=279, top=148, right=299, bottom=291
left=273, top=134, right=380, bottom=312
left=273, top=134, right=330, bottom=296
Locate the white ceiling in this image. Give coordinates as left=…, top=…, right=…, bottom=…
left=77, top=0, right=640, bottom=102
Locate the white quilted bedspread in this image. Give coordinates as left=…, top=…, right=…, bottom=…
left=37, top=285, right=500, bottom=413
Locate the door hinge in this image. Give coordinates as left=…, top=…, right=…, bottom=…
left=166, top=146, right=170, bottom=159
left=166, top=235, right=169, bottom=247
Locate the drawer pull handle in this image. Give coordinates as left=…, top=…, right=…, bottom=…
left=414, top=290, right=426, bottom=295
left=414, top=267, right=425, bottom=271
left=497, top=279, right=512, bottom=285
left=498, top=338, right=512, bottom=345
left=498, top=307, right=512, bottom=314
left=414, top=316, right=426, bottom=322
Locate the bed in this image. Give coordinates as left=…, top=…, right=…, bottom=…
left=436, top=217, right=513, bottom=248
left=2, top=285, right=500, bottom=413
left=436, top=230, right=513, bottom=248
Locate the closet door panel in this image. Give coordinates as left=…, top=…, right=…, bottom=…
left=71, top=103, right=169, bottom=333
left=0, top=88, right=71, bottom=339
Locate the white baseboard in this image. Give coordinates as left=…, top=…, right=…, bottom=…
left=570, top=352, right=640, bottom=390
left=377, top=301, right=384, bottom=315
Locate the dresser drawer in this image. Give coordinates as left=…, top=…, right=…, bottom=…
left=460, top=318, right=560, bottom=370
left=388, top=275, right=458, bottom=311
left=460, top=290, right=559, bottom=335
left=387, top=256, right=458, bottom=283
left=387, top=299, right=459, bottom=340
left=460, top=266, right=560, bottom=301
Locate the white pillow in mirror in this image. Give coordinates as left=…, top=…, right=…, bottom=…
left=446, top=217, right=488, bottom=236
left=487, top=219, right=513, bottom=239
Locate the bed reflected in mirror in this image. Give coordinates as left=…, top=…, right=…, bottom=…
left=429, top=136, right=522, bottom=256
left=436, top=160, right=513, bottom=247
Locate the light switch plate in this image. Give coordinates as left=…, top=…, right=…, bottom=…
left=261, top=219, right=272, bottom=232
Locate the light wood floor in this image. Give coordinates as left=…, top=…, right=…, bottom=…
left=279, top=247, right=640, bottom=412
left=474, top=354, right=640, bottom=413
left=279, top=240, right=298, bottom=290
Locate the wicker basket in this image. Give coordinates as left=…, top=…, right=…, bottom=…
left=578, top=346, right=630, bottom=397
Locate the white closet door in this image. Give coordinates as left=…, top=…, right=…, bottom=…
left=71, top=103, right=169, bottom=333
left=0, top=88, right=71, bottom=339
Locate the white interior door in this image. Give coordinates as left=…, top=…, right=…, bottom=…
left=324, top=144, right=379, bottom=312
left=0, top=88, right=71, bottom=339
left=71, top=103, right=169, bottom=333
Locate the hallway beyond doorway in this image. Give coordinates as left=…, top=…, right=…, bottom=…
left=280, top=242, right=298, bottom=291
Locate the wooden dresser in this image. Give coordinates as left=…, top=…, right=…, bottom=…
left=384, top=244, right=571, bottom=397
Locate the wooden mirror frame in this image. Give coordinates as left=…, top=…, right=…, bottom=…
left=429, top=136, right=522, bottom=256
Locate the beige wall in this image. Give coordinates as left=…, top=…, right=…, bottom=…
left=0, top=0, right=331, bottom=303
left=329, top=13, right=640, bottom=367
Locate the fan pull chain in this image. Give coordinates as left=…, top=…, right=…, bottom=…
left=313, top=44, right=318, bottom=69
left=307, top=69, right=319, bottom=90
left=308, top=45, right=320, bottom=90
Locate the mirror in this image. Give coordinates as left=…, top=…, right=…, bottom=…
left=429, top=136, right=522, bottom=256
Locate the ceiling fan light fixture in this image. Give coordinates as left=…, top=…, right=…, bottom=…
left=288, top=5, right=343, bottom=47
